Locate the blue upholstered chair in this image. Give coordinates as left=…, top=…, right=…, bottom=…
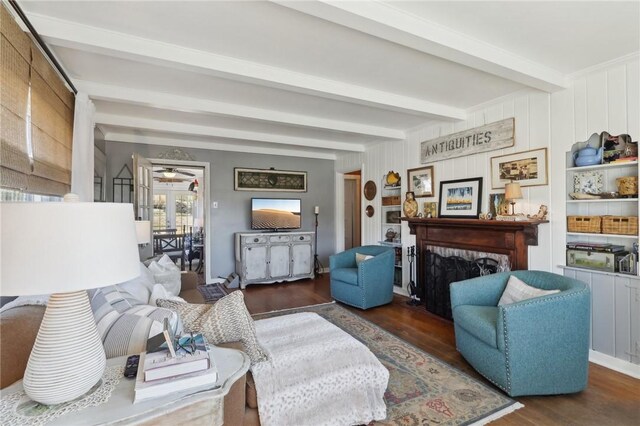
left=329, top=245, right=395, bottom=309
left=450, top=270, right=590, bottom=397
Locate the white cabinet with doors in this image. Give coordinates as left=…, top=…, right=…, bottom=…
left=235, top=231, right=314, bottom=288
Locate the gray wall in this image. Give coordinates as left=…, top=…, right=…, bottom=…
left=104, top=142, right=336, bottom=277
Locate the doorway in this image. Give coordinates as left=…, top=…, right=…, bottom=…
left=152, top=164, right=205, bottom=272
left=344, top=170, right=361, bottom=250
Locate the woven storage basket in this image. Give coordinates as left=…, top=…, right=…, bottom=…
left=382, top=196, right=400, bottom=206
left=602, top=216, right=638, bottom=235
left=567, top=216, right=601, bottom=233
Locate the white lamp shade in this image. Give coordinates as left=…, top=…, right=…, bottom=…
left=135, top=220, right=151, bottom=244
left=505, top=182, right=523, bottom=200
left=1, top=202, right=140, bottom=296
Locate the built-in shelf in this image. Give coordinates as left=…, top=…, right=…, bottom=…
left=567, top=161, right=638, bottom=172
left=566, top=232, right=638, bottom=239
left=559, top=265, right=640, bottom=280
left=566, top=198, right=638, bottom=203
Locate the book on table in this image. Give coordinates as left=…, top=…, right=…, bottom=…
left=134, top=350, right=219, bottom=403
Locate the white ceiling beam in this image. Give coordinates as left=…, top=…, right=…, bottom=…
left=104, top=132, right=337, bottom=160
left=95, top=113, right=366, bottom=153
left=27, top=13, right=466, bottom=120
left=273, top=1, right=568, bottom=92
left=75, top=80, right=405, bottom=140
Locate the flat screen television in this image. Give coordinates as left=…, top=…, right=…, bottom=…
left=251, top=198, right=301, bottom=230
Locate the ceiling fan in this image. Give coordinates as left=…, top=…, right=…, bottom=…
left=154, top=167, right=195, bottom=178
left=154, top=176, right=189, bottom=183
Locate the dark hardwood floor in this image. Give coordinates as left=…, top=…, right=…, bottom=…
left=243, top=274, right=640, bottom=426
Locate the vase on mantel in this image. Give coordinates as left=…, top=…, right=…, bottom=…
left=403, top=191, right=418, bottom=218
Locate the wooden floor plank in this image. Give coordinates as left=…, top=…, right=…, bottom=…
left=242, top=275, right=640, bottom=426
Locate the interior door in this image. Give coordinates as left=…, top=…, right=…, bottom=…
left=133, top=153, right=153, bottom=222
left=344, top=175, right=361, bottom=249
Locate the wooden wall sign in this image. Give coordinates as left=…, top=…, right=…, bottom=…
left=420, top=118, right=515, bottom=164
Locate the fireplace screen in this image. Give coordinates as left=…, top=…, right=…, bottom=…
left=424, top=250, right=507, bottom=320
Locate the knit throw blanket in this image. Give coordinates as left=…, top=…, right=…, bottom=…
left=251, top=312, right=389, bottom=426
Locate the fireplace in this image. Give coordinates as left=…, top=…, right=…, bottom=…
left=424, top=248, right=508, bottom=320
left=403, top=218, right=547, bottom=320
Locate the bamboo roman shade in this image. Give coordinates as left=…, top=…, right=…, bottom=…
left=1, top=4, right=74, bottom=196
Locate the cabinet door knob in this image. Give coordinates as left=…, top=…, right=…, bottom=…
left=299, top=236, right=304, bottom=240
left=254, top=238, right=259, bottom=242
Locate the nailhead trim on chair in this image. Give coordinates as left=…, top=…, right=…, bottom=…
left=500, top=287, right=590, bottom=395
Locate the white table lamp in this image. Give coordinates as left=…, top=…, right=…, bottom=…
left=0, top=195, right=140, bottom=405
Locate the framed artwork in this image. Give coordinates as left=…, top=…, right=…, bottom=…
left=490, top=148, right=548, bottom=189
left=489, top=193, right=509, bottom=217
left=438, top=177, right=483, bottom=219
left=385, top=210, right=401, bottom=224
left=407, top=166, right=435, bottom=197
left=423, top=202, right=438, bottom=218
left=234, top=168, right=307, bottom=192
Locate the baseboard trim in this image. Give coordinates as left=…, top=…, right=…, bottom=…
left=589, top=350, right=640, bottom=379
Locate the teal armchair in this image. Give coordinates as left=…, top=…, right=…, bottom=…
left=329, top=246, right=395, bottom=309
left=450, top=270, right=590, bottom=397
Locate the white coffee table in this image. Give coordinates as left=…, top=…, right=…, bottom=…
left=1, top=346, right=250, bottom=426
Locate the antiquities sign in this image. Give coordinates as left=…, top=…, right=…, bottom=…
left=420, top=118, right=514, bottom=164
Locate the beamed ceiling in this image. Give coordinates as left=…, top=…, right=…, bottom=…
left=19, top=1, right=640, bottom=160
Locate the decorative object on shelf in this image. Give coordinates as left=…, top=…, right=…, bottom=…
left=567, top=249, right=628, bottom=273
left=407, top=166, right=434, bottom=197
left=568, top=192, right=603, bottom=200
left=365, top=205, right=374, bottom=217
left=385, top=171, right=401, bottom=186
left=363, top=180, right=377, bottom=200
left=385, top=210, right=401, bottom=224
left=479, top=212, right=493, bottom=220
left=496, top=214, right=528, bottom=221
left=0, top=195, right=140, bottom=405
left=438, top=177, right=483, bottom=219
left=603, top=133, right=634, bottom=163
left=617, top=253, right=636, bottom=275
left=616, top=176, right=638, bottom=197
left=385, top=228, right=398, bottom=242
left=423, top=202, right=438, bottom=218
left=602, top=216, right=638, bottom=235
left=573, top=171, right=604, bottom=193
left=528, top=205, right=549, bottom=221
left=234, top=168, right=307, bottom=192
left=490, top=148, right=548, bottom=189
left=420, top=118, right=514, bottom=164
left=505, top=182, right=523, bottom=215
left=381, top=195, right=401, bottom=206
left=573, top=141, right=603, bottom=167
left=489, top=193, right=509, bottom=217
left=402, top=191, right=419, bottom=218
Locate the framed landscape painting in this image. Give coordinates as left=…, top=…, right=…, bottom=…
left=438, top=177, right=483, bottom=219
left=490, top=148, right=548, bottom=189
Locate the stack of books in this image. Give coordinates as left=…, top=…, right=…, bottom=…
left=134, top=333, right=218, bottom=402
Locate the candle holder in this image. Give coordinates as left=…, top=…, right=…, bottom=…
left=313, top=207, right=323, bottom=277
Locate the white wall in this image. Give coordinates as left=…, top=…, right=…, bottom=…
left=336, top=56, right=639, bottom=296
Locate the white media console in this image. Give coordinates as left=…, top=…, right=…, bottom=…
left=234, top=231, right=315, bottom=288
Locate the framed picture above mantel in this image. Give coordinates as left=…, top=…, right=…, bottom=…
left=490, top=148, right=548, bottom=189
left=438, top=177, right=483, bottom=219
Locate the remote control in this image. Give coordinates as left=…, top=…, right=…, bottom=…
left=124, top=354, right=140, bottom=378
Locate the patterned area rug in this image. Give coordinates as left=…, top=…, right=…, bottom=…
left=196, top=283, right=228, bottom=303
left=253, top=303, right=522, bottom=426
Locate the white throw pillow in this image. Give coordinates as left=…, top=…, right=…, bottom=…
left=116, top=263, right=155, bottom=304
left=355, top=253, right=375, bottom=265
left=498, top=275, right=560, bottom=306
left=148, top=256, right=181, bottom=296
left=149, top=283, right=185, bottom=306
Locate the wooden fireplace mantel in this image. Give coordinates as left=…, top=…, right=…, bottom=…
left=403, top=217, right=548, bottom=271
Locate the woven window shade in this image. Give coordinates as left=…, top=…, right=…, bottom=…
left=0, top=4, right=74, bottom=196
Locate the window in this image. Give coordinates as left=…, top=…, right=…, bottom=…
left=0, top=188, right=61, bottom=202
left=175, top=193, right=196, bottom=232
left=153, top=194, right=167, bottom=230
